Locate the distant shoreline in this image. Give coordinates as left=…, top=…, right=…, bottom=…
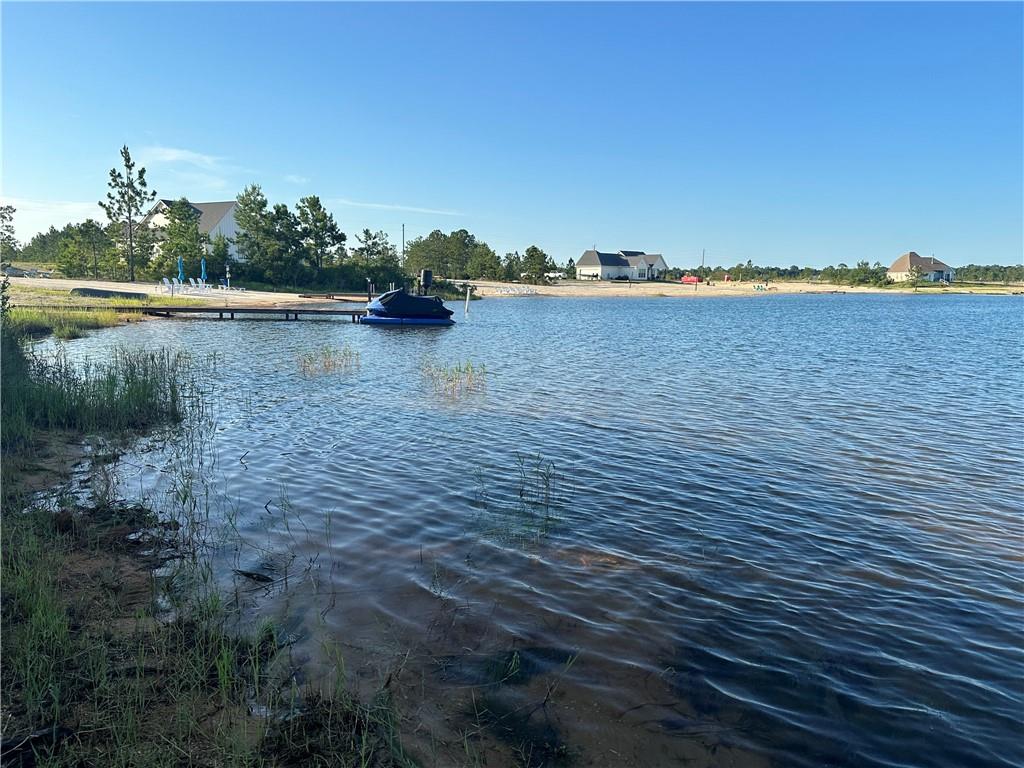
left=465, top=278, right=1023, bottom=299
left=8, top=275, right=1021, bottom=312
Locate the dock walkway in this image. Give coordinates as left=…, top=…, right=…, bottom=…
left=16, top=305, right=368, bottom=322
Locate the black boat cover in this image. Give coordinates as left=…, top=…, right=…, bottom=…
left=367, top=288, right=454, bottom=319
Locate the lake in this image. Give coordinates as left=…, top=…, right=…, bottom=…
left=45, top=294, right=1024, bottom=767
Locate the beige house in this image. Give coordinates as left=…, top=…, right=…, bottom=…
left=576, top=249, right=668, bottom=280
left=141, top=199, right=241, bottom=260
left=887, top=252, right=955, bottom=283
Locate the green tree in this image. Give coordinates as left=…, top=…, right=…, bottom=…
left=404, top=229, right=497, bottom=279
left=522, top=245, right=553, bottom=280
left=150, top=198, right=209, bottom=280
left=208, top=233, right=232, bottom=284
left=349, top=229, right=403, bottom=289
left=0, top=205, right=19, bottom=261
left=906, top=264, right=923, bottom=290
left=233, top=184, right=271, bottom=268
left=77, top=219, right=110, bottom=279
left=564, top=257, right=576, bottom=279
left=503, top=251, right=523, bottom=281
left=19, top=226, right=64, bottom=263
left=465, top=242, right=502, bottom=279
left=56, top=236, right=91, bottom=277
left=297, top=195, right=345, bottom=275
left=264, top=204, right=307, bottom=286
left=99, top=145, right=157, bottom=282
left=351, top=229, right=397, bottom=264
left=404, top=230, right=447, bottom=276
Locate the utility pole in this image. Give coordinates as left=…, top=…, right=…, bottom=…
left=402, top=224, right=405, bottom=261
left=697, top=248, right=704, bottom=292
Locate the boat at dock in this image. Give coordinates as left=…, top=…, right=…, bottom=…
left=362, top=288, right=455, bottom=326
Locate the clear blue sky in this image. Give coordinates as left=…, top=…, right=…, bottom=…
left=3, top=1, right=1021, bottom=268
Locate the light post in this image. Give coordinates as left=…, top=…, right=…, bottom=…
left=226, top=263, right=231, bottom=290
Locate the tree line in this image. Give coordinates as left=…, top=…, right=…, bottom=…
left=403, top=230, right=557, bottom=282
left=3, top=146, right=1022, bottom=289
left=4, top=146, right=561, bottom=290
left=667, top=260, right=893, bottom=286
left=667, top=260, right=1024, bottom=286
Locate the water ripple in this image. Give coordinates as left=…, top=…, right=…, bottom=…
left=45, top=294, right=1024, bottom=767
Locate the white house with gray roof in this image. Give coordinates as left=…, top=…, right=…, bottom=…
left=576, top=249, right=668, bottom=280
left=141, top=199, right=241, bottom=260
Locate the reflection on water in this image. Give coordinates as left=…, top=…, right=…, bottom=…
left=45, top=295, right=1024, bottom=767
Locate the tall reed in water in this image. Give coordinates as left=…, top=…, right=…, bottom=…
left=297, top=344, right=360, bottom=376
left=0, top=329, right=199, bottom=452
left=421, top=358, right=487, bottom=398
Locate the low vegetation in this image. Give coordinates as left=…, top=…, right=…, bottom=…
left=0, top=289, right=410, bottom=766
left=421, top=358, right=488, bottom=398
left=0, top=331, right=195, bottom=452
left=666, top=260, right=1024, bottom=286
left=4, top=306, right=127, bottom=339
left=1, top=498, right=412, bottom=768
left=472, top=453, right=570, bottom=548
left=298, top=344, right=360, bottom=376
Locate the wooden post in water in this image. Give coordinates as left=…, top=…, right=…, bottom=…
left=464, top=283, right=471, bottom=316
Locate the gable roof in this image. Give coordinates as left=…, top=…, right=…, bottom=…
left=888, top=251, right=952, bottom=273
left=577, top=249, right=666, bottom=268
left=625, top=253, right=664, bottom=267
left=149, top=199, right=236, bottom=233
left=578, top=249, right=629, bottom=267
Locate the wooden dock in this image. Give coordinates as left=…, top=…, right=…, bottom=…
left=16, top=304, right=368, bottom=322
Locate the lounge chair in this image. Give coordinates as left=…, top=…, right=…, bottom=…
left=162, top=277, right=173, bottom=294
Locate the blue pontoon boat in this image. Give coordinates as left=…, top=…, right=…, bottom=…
left=362, top=288, right=455, bottom=326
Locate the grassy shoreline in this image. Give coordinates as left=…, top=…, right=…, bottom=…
left=0, top=314, right=410, bottom=767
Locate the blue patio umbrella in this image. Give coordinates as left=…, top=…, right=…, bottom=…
left=177, top=255, right=185, bottom=282
left=200, top=256, right=207, bottom=282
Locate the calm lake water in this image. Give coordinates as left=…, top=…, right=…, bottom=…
left=47, top=294, right=1023, bottom=767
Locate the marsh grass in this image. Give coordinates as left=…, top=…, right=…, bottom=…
left=298, top=344, right=361, bottom=376
left=4, top=306, right=127, bottom=339
left=0, top=320, right=411, bottom=767
left=421, top=359, right=487, bottom=398
left=0, top=330, right=197, bottom=452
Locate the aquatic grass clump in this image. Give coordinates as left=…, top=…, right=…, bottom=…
left=421, top=358, right=488, bottom=398
left=298, top=344, right=360, bottom=376
left=3, top=307, right=126, bottom=340
left=0, top=330, right=201, bottom=451
left=472, top=453, right=573, bottom=548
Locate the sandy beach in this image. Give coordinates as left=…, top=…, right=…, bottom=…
left=8, top=275, right=1018, bottom=308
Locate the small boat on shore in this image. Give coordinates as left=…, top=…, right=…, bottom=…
left=362, top=288, right=455, bottom=326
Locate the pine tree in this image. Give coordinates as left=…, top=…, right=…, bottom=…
left=99, top=146, right=156, bottom=282
left=297, top=195, right=345, bottom=274
left=0, top=205, right=19, bottom=261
